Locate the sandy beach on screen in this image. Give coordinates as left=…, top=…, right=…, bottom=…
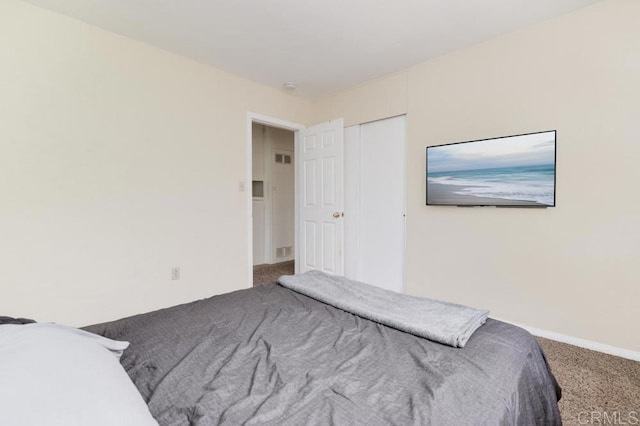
left=427, top=182, right=546, bottom=206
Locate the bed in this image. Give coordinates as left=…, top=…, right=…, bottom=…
left=86, top=272, right=561, bottom=425
left=71, top=273, right=562, bottom=425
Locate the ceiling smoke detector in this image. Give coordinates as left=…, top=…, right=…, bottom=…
left=283, top=82, right=296, bottom=91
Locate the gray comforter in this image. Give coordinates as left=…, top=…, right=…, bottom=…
left=84, top=283, right=561, bottom=425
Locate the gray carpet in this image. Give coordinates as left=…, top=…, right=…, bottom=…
left=253, top=260, right=295, bottom=287
left=253, top=263, right=640, bottom=424
left=536, top=336, right=639, bottom=425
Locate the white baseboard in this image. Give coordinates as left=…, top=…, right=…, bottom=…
left=492, top=317, right=640, bottom=362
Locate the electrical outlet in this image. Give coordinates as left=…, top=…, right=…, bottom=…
left=171, top=267, right=180, bottom=280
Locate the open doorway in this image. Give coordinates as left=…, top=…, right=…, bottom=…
left=246, top=114, right=345, bottom=288
left=251, top=122, right=296, bottom=286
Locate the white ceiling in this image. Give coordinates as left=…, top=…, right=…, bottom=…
left=23, top=0, right=600, bottom=99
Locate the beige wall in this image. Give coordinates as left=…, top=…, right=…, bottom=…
left=312, top=71, right=408, bottom=127
left=2, top=0, right=638, bottom=354
left=0, top=0, right=311, bottom=325
left=314, top=0, right=640, bottom=353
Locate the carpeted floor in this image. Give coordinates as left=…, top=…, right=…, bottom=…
left=253, top=262, right=640, bottom=424
left=536, top=336, right=639, bottom=425
left=253, top=260, right=295, bottom=286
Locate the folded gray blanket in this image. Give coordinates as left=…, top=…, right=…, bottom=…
left=278, top=271, right=489, bottom=348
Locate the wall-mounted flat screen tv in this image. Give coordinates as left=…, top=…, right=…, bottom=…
left=426, top=130, right=556, bottom=207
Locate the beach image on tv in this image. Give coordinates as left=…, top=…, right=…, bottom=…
left=427, top=131, right=556, bottom=206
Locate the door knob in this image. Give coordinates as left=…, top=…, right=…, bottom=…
left=333, top=212, right=341, bottom=218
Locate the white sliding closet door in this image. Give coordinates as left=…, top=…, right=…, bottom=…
left=344, top=115, right=406, bottom=293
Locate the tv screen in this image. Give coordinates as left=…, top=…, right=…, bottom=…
left=426, top=130, right=556, bottom=207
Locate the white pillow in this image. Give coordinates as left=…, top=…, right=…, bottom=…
left=0, top=323, right=158, bottom=426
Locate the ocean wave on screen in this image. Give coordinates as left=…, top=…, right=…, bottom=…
left=453, top=181, right=553, bottom=205
left=428, top=164, right=555, bottom=205
left=428, top=176, right=470, bottom=185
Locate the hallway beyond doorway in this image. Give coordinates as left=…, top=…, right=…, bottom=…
left=253, top=261, right=294, bottom=286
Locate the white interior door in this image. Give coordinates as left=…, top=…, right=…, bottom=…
left=296, top=119, right=344, bottom=275
left=344, top=115, right=406, bottom=292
